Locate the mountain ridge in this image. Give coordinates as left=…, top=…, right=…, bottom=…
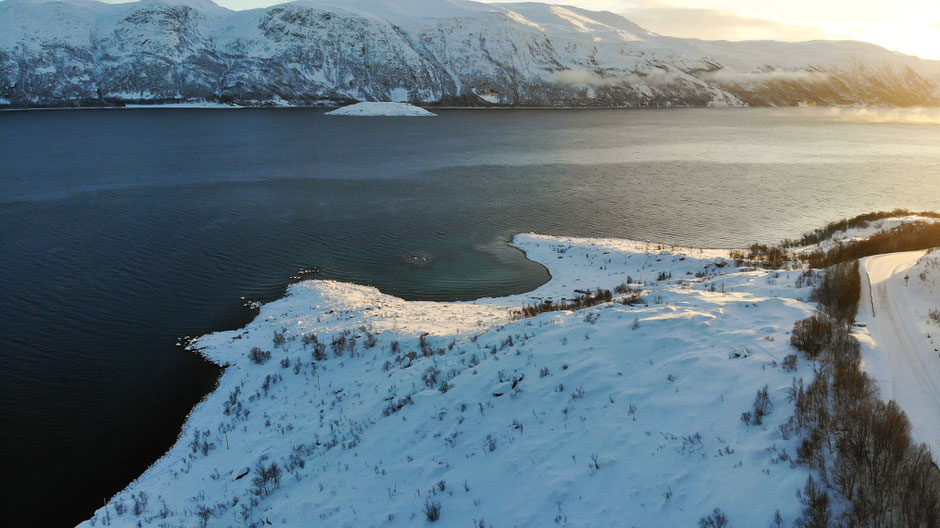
left=1, top=0, right=938, bottom=108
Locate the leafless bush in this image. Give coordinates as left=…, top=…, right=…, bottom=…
left=383, top=395, right=413, bottom=416
left=929, top=308, right=940, bottom=325
left=782, top=354, right=798, bottom=372
left=752, top=384, right=773, bottom=425
left=251, top=460, right=282, bottom=497
left=422, top=366, right=440, bottom=388
left=512, top=288, right=613, bottom=319
left=484, top=434, right=497, bottom=452
left=363, top=330, right=377, bottom=348
left=790, top=314, right=834, bottom=359
left=424, top=499, right=441, bottom=522
left=698, top=508, right=729, bottom=528
left=810, top=261, right=860, bottom=321
left=793, top=476, right=831, bottom=528
left=132, top=491, right=148, bottom=516
left=248, top=347, right=271, bottom=364
left=195, top=504, right=213, bottom=528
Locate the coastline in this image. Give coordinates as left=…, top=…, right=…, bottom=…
left=78, top=232, right=819, bottom=527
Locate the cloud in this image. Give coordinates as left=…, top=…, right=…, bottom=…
left=547, top=69, right=613, bottom=86
left=547, top=68, right=685, bottom=87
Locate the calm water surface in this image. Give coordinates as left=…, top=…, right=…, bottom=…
left=1, top=107, right=938, bottom=526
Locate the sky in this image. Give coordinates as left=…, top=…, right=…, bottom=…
left=529, top=0, right=940, bottom=60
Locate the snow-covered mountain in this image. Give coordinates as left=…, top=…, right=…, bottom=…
left=2, top=0, right=939, bottom=108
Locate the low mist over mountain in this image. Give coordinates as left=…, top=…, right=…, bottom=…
left=2, top=0, right=939, bottom=108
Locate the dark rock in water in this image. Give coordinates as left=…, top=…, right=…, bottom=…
left=403, top=252, right=431, bottom=266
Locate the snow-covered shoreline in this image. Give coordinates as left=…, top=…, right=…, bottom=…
left=76, top=222, right=938, bottom=527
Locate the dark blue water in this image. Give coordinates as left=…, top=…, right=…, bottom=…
left=1, top=107, right=938, bottom=526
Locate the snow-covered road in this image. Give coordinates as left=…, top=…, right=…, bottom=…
left=857, top=250, right=940, bottom=456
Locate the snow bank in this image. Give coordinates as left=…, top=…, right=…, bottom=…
left=78, top=233, right=827, bottom=527
left=326, top=102, right=437, bottom=117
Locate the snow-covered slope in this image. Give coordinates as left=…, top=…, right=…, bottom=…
left=76, top=234, right=825, bottom=527
left=1, top=0, right=938, bottom=108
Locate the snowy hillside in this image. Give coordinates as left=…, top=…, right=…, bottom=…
left=77, top=234, right=830, bottom=527
left=1, top=0, right=939, bottom=108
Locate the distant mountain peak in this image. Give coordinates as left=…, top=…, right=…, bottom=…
left=0, top=0, right=937, bottom=108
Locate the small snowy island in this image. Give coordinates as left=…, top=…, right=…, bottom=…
left=326, top=102, right=437, bottom=117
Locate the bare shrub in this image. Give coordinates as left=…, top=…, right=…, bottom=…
left=363, top=330, right=377, bottom=348
left=741, top=385, right=773, bottom=426
left=248, top=347, right=271, bottom=364
left=929, top=308, right=940, bottom=325
left=698, top=508, right=729, bottom=528
left=251, top=460, right=282, bottom=497
left=752, top=384, right=773, bottom=424
left=383, top=395, right=413, bottom=416
left=195, top=504, right=213, bottom=528
left=484, top=434, right=496, bottom=452
left=132, top=491, right=148, bottom=516
left=424, top=499, right=441, bottom=522
left=791, top=314, right=833, bottom=359
left=793, top=476, right=831, bottom=528
left=422, top=366, right=440, bottom=388
left=810, top=261, right=860, bottom=322
left=512, top=288, right=613, bottom=319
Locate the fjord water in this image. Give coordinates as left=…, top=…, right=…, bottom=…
left=1, top=108, right=939, bottom=525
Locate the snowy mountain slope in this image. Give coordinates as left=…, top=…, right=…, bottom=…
left=76, top=234, right=825, bottom=527
left=1, top=0, right=939, bottom=108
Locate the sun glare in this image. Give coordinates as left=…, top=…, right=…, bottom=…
left=858, top=23, right=940, bottom=60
